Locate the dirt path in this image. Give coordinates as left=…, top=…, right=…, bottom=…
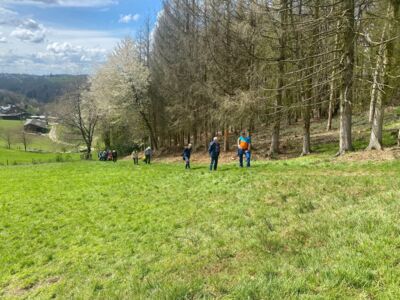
left=48, top=124, right=75, bottom=146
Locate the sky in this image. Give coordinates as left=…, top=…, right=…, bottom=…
left=0, top=0, right=162, bottom=75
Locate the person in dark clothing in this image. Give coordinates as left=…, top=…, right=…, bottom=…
left=144, top=147, right=152, bottom=164
left=107, top=150, right=113, bottom=161
left=182, top=143, right=192, bottom=169
left=208, top=137, right=220, bottom=171
left=112, top=150, right=118, bottom=162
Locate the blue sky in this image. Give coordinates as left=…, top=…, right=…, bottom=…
left=0, top=0, right=162, bottom=75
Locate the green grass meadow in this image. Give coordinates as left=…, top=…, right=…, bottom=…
left=1, top=159, right=400, bottom=298
left=0, top=120, right=80, bottom=165
left=0, top=148, right=79, bottom=165
left=0, top=120, right=78, bottom=152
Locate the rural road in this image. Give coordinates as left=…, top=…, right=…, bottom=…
left=48, top=124, right=75, bottom=146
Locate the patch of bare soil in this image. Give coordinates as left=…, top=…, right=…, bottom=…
left=335, top=147, right=400, bottom=162
left=3, top=277, right=61, bottom=298
left=154, top=151, right=241, bottom=164
left=122, top=146, right=400, bottom=164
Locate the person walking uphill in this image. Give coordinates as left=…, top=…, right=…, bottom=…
left=208, top=137, right=220, bottom=171
left=237, top=131, right=251, bottom=167
left=182, top=143, right=192, bottom=169
left=112, top=150, right=118, bottom=163
left=144, top=146, right=152, bottom=164
left=132, top=150, right=139, bottom=165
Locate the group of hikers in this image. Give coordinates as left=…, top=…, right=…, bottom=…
left=182, top=131, right=251, bottom=171
left=131, top=146, right=153, bottom=165
left=98, top=149, right=118, bottom=162
left=99, top=147, right=153, bottom=164
left=98, top=131, right=251, bottom=170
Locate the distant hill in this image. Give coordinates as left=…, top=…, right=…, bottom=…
left=0, top=89, right=39, bottom=113
left=0, top=74, right=87, bottom=104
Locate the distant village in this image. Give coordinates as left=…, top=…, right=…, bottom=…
left=0, top=104, right=52, bottom=134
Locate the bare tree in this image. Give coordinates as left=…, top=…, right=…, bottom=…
left=0, top=128, right=15, bottom=149
left=20, top=130, right=31, bottom=152
left=58, top=83, right=99, bottom=159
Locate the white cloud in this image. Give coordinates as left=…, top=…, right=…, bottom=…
left=0, top=32, right=6, bottom=43
left=0, top=7, right=122, bottom=74
left=119, top=14, right=140, bottom=24
left=3, top=0, right=118, bottom=7
left=37, top=41, right=107, bottom=64
left=0, top=51, right=90, bottom=74
left=0, top=7, right=19, bottom=24
left=0, top=40, right=109, bottom=74
left=10, top=19, right=46, bottom=43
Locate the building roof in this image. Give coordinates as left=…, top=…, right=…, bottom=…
left=24, top=119, right=48, bottom=129
left=0, top=104, right=12, bottom=112
left=0, top=112, right=27, bottom=117
left=0, top=105, right=29, bottom=118
left=0, top=104, right=27, bottom=114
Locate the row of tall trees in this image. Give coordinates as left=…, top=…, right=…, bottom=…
left=69, top=0, right=400, bottom=158
left=149, top=0, right=400, bottom=155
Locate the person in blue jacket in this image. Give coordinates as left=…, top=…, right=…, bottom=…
left=182, top=143, right=192, bottom=169
left=208, top=137, right=220, bottom=171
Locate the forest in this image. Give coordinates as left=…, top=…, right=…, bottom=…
left=0, top=74, right=86, bottom=104
left=59, top=0, right=400, bottom=157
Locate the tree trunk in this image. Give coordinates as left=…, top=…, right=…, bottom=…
left=301, top=0, right=319, bottom=156
left=223, top=126, right=229, bottom=152
left=139, top=111, right=158, bottom=150
left=269, top=0, right=288, bottom=157
left=326, top=71, right=335, bottom=131
left=193, top=127, right=198, bottom=148
left=367, top=1, right=397, bottom=150
left=338, top=0, right=355, bottom=155
left=86, top=143, right=92, bottom=160
left=302, top=92, right=312, bottom=155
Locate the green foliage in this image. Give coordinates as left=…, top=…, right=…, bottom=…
left=1, top=159, right=400, bottom=298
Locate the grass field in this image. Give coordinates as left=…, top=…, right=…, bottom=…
left=0, top=148, right=79, bottom=165
left=0, top=120, right=80, bottom=165
left=0, top=120, right=78, bottom=153
left=1, top=159, right=400, bottom=299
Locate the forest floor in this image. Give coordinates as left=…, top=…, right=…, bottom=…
left=152, top=108, right=400, bottom=164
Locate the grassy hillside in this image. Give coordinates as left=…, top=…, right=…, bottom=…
left=0, top=120, right=80, bottom=165
left=0, top=148, right=78, bottom=165
left=1, top=159, right=400, bottom=298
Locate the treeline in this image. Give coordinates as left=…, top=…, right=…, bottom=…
left=68, top=0, right=400, bottom=156
left=0, top=74, right=86, bottom=104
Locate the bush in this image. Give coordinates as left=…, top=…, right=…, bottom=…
left=395, top=106, right=400, bottom=117
left=55, top=154, right=64, bottom=162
